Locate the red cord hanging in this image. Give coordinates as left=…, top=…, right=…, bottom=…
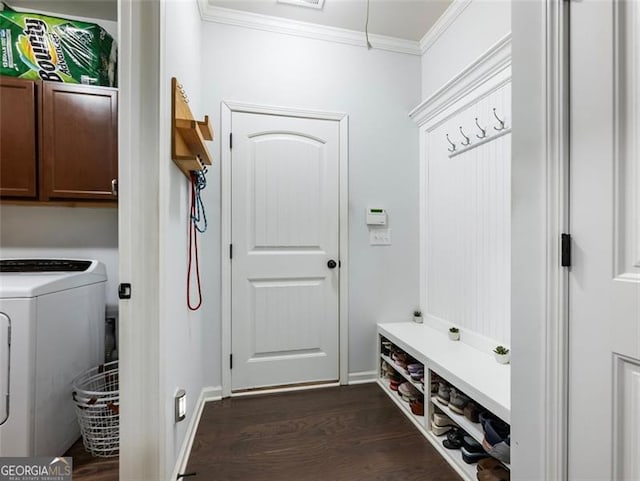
left=187, top=173, right=202, bottom=310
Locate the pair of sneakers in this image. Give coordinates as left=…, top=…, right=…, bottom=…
left=436, top=382, right=471, bottom=414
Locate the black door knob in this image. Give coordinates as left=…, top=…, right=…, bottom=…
left=327, top=259, right=337, bottom=269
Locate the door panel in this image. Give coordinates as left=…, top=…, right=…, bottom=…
left=42, top=82, right=118, bottom=200
left=0, top=313, right=9, bottom=426
left=231, top=112, right=339, bottom=391
left=0, top=78, right=38, bottom=198
left=569, top=1, right=640, bottom=479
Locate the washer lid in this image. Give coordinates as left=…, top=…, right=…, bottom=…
left=0, top=259, right=107, bottom=298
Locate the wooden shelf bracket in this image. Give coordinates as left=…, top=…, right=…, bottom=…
left=171, top=77, right=214, bottom=179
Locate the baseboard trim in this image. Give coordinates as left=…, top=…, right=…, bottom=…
left=348, top=371, right=377, bottom=385
left=170, top=385, right=222, bottom=481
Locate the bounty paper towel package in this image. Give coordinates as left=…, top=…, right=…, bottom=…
left=0, top=2, right=117, bottom=86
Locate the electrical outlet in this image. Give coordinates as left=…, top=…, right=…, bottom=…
left=370, top=228, right=392, bottom=246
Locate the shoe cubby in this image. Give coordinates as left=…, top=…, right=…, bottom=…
left=377, top=322, right=511, bottom=481
left=378, top=337, right=425, bottom=428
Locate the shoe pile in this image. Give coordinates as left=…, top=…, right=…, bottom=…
left=431, top=408, right=457, bottom=435
left=380, top=338, right=393, bottom=356
left=479, top=412, right=510, bottom=464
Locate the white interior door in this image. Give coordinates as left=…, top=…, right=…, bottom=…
left=231, top=111, right=340, bottom=391
left=569, top=1, right=640, bottom=479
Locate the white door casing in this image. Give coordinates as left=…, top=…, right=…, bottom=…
left=569, top=1, right=640, bottom=480
left=221, top=103, right=348, bottom=394
left=0, top=313, right=9, bottom=426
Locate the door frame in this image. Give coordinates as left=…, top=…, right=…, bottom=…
left=512, top=1, right=570, bottom=479
left=220, top=101, right=349, bottom=397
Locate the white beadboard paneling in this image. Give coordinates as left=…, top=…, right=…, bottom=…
left=424, top=83, right=511, bottom=345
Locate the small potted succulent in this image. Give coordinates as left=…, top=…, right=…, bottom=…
left=493, top=345, right=510, bottom=364
left=413, top=310, right=423, bottom=324
left=448, top=327, right=460, bottom=341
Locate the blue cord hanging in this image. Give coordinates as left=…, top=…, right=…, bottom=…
left=190, top=166, right=208, bottom=233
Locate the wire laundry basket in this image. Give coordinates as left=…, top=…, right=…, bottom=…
left=72, top=361, right=119, bottom=457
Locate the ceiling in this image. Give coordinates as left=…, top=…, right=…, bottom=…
left=8, top=0, right=117, bottom=21
left=207, top=0, right=452, bottom=41
left=5, top=0, right=452, bottom=41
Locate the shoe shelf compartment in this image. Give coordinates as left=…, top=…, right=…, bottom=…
left=430, top=395, right=484, bottom=444
left=378, top=322, right=511, bottom=481
left=380, top=353, right=425, bottom=394
left=425, top=431, right=478, bottom=481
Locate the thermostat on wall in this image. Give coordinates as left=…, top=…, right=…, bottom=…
left=366, top=207, right=387, bottom=226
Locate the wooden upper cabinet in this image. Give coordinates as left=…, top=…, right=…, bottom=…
left=41, top=82, right=118, bottom=201
left=0, top=77, right=38, bottom=198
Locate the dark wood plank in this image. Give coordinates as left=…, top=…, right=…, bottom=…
left=185, top=384, right=461, bottom=481
left=65, top=438, right=118, bottom=481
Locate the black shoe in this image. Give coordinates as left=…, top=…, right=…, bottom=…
left=442, top=427, right=465, bottom=450
left=460, top=446, right=490, bottom=464
left=462, top=435, right=484, bottom=454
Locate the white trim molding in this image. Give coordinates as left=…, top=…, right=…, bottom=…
left=170, top=386, right=222, bottom=481
left=197, top=1, right=421, bottom=56
left=220, top=101, right=350, bottom=398
left=410, top=34, right=511, bottom=127
left=511, top=1, right=569, bottom=479
left=419, top=0, right=473, bottom=54
left=347, top=371, right=377, bottom=385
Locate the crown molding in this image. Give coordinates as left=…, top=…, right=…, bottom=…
left=410, top=34, right=511, bottom=127
left=419, top=0, right=473, bottom=55
left=197, top=1, right=422, bottom=56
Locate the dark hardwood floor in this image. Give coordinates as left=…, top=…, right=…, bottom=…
left=64, top=384, right=461, bottom=481
left=65, top=438, right=119, bottom=481
left=185, top=384, right=461, bottom=481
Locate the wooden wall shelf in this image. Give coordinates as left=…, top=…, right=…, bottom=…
left=171, top=77, right=214, bottom=179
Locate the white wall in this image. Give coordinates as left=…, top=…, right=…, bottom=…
left=200, top=22, right=422, bottom=381
left=0, top=205, right=119, bottom=308
left=421, top=0, right=511, bottom=100
left=160, top=1, right=213, bottom=477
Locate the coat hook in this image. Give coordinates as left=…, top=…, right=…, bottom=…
left=446, top=133, right=456, bottom=153
left=493, top=108, right=506, bottom=131
left=475, top=117, right=487, bottom=139
left=459, top=126, right=471, bottom=146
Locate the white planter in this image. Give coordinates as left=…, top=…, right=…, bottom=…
left=494, top=352, right=510, bottom=364
left=448, top=331, right=460, bottom=341
left=413, top=315, right=423, bottom=324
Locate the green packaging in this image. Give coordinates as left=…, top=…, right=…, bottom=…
left=0, top=3, right=116, bottom=86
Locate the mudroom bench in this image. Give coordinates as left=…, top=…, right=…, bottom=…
left=377, top=322, right=510, bottom=481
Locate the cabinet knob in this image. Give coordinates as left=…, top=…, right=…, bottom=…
left=111, top=179, right=118, bottom=197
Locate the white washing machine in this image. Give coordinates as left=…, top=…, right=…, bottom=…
left=0, top=259, right=106, bottom=457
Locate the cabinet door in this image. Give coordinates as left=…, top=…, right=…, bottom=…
left=0, top=77, right=38, bottom=198
left=42, top=82, right=118, bottom=200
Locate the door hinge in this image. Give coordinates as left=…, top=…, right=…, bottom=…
left=229, top=133, right=233, bottom=149
left=229, top=244, right=233, bottom=260
left=230, top=354, right=233, bottom=369
left=118, top=283, right=132, bottom=299
left=561, top=233, right=572, bottom=267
